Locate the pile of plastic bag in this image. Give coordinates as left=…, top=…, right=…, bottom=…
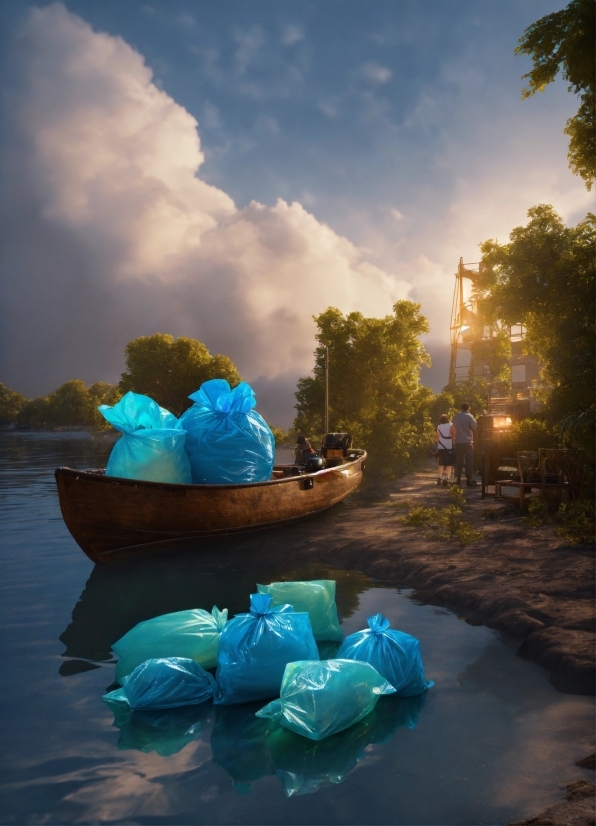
left=103, top=579, right=433, bottom=764
left=98, top=379, right=274, bottom=486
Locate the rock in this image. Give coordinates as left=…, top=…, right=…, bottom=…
left=489, top=609, right=545, bottom=637
left=518, top=628, right=596, bottom=695
left=576, top=755, right=595, bottom=771
left=508, top=781, right=595, bottom=826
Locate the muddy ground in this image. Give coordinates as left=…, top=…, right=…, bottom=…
left=257, top=458, right=595, bottom=826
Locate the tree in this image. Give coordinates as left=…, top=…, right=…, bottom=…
left=476, top=205, right=595, bottom=451
left=46, top=380, right=96, bottom=426
left=516, top=0, right=595, bottom=188
left=294, top=302, right=434, bottom=476
left=0, top=383, right=27, bottom=425
left=119, top=333, right=242, bottom=416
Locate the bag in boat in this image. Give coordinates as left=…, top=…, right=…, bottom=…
left=98, top=391, right=192, bottom=484
left=179, top=379, right=275, bottom=485
left=214, top=593, right=318, bottom=706
left=103, top=657, right=215, bottom=710
left=112, top=606, right=228, bottom=684
left=257, top=580, right=343, bottom=642
left=256, top=659, right=395, bottom=741
left=336, top=613, right=433, bottom=696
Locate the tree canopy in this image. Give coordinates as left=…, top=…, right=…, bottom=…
left=294, top=302, right=434, bottom=475
left=516, top=0, right=595, bottom=188
left=476, top=205, right=595, bottom=450
left=119, top=333, right=242, bottom=417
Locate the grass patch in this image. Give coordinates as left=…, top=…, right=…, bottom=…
left=400, top=501, right=482, bottom=545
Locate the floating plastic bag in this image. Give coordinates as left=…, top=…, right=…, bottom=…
left=336, top=614, right=433, bottom=696
left=98, top=391, right=192, bottom=484
left=256, top=659, right=395, bottom=741
left=107, top=702, right=211, bottom=756
left=113, top=606, right=227, bottom=683
left=214, top=593, right=318, bottom=705
left=257, top=580, right=343, bottom=642
left=179, top=379, right=275, bottom=485
left=103, top=657, right=215, bottom=709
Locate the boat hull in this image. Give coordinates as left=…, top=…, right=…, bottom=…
left=54, top=454, right=365, bottom=563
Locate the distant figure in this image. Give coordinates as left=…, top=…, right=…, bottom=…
left=294, top=435, right=314, bottom=466
left=436, top=414, right=456, bottom=487
left=452, top=403, right=478, bottom=486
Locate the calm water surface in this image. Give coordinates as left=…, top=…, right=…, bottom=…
left=0, top=433, right=593, bottom=825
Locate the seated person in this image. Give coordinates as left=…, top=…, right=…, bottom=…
left=294, top=435, right=315, bottom=465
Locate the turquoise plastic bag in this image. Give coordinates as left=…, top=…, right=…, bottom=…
left=179, top=379, right=275, bottom=485
left=336, top=614, right=433, bottom=696
left=98, top=391, right=191, bottom=484
left=113, top=606, right=227, bottom=683
left=214, top=593, right=318, bottom=705
left=257, top=580, right=343, bottom=642
left=103, top=657, right=215, bottom=709
left=256, top=659, right=395, bottom=741
left=107, top=702, right=211, bottom=756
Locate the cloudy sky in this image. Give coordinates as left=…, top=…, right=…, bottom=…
left=0, top=0, right=591, bottom=426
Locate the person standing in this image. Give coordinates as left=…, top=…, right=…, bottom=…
left=435, top=414, right=456, bottom=486
left=452, top=403, right=478, bottom=486
left=294, top=435, right=314, bottom=465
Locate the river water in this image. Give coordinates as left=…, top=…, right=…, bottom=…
left=0, top=433, right=593, bottom=825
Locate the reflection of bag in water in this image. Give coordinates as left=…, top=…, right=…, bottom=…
left=107, top=701, right=211, bottom=757
left=257, top=580, right=343, bottom=642
left=268, top=693, right=427, bottom=797
left=257, top=659, right=395, bottom=741
left=337, top=614, right=433, bottom=697
left=98, top=391, right=192, bottom=484
left=211, top=702, right=276, bottom=794
left=180, top=379, right=275, bottom=485
left=113, top=606, right=227, bottom=683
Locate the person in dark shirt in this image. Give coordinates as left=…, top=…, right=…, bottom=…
left=452, top=402, right=478, bottom=486
left=294, top=435, right=314, bottom=465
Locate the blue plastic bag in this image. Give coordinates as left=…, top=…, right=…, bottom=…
left=179, top=379, right=275, bottom=485
left=257, top=659, right=395, bottom=741
left=214, top=593, right=318, bottom=705
left=112, top=606, right=228, bottom=683
left=98, top=391, right=192, bottom=484
left=103, top=657, right=215, bottom=709
left=336, top=614, right=433, bottom=696
left=257, top=580, right=343, bottom=642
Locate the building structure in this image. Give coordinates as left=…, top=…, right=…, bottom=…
left=448, top=258, right=541, bottom=416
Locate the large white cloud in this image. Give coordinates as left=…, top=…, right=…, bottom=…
left=0, top=3, right=408, bottom=423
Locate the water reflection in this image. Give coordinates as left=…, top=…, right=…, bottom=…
left=104, top=693, right=426, bottom=797
left=109, top=702, right=213, bottom=757
left=59, top=555, right=373, bottom=668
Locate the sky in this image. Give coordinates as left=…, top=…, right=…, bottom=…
left=0, top=0, right=592, bottom=427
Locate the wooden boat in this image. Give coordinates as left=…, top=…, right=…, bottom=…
left=55, top=451, right=366, bottom=564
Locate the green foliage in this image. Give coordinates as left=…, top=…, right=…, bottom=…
left=516, top=0, right=595, bottom=188
left=269, top=426, right=290, bottom=447
left=433, top=382, right=488, bottom=420
left=477, top=206, right=595, bottom=458
left=399, top=500, right=482, bottom=545
left=0, top=383, right=27, bottom=425
left=469, top=330, right=512, bottom=393
left=508, top=418, right=556, bottom=453
left=449, top=485, right=466, bottom=510
left=119, top=333, right=242, bottom=417
left=294, top=302, right=433, bottom=477
left=555, top=499, right=595, bottom=544
left=14, top=380, right=120, bottom=429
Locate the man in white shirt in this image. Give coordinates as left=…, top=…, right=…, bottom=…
left=452, top=403, right=478, bottom=486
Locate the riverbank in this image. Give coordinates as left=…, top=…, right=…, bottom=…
left=270, top=458, right=594, bottom=826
